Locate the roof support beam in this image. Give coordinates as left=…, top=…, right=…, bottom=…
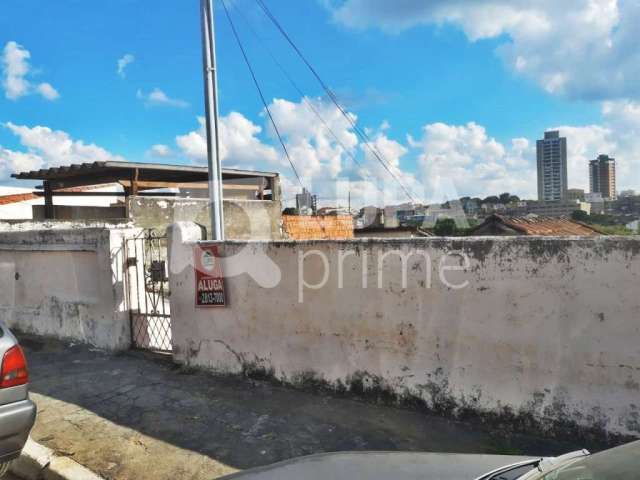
left=33, top=191, right=181, bottom=197
left=43, top=181, right=54, bottom=220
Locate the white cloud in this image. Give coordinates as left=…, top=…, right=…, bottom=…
left=562, top=100, right=640, bottom=191
left=0, top=147, right=42, bottom=180
left=1, top=41, right=59, bottom=101
left=172, top=99, right=421, bottom=206
left=176, top=113, right=279, bottom=168
left=329, top=0, right=549, bottom=39
left=117, top=54, right=135, bottom=78
left=1, top=41, right=30, bottom=100
left=266, top=97, right=359, bottom=182
left=0, top=123, right=126, bottom=180
left=147, top=144, right=174, bottom=158
left=160, top=96, right=640, bottom=205
left=412, top=122, right=537, bottom=202
left=548, top=125, right=614, bottom=192
left=175, top=123, right=206, bottom=161
left=35, top=82, right=60, bottom=101
left=137, top=88, right=189, bottom=108
left=327, top=0, right=640, bottom=101
left=358, top=125, right=424, bottom=204
left=411, top=108, right=640, bottom=200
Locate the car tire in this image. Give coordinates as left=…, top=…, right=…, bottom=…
left=0, top=462, right=9, bottom=478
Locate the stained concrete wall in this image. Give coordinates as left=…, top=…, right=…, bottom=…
left=168, top=222, right=640, bottom=438
left=128, top=196, right=283, bottom=240
left=0, top=227, right=139, bottom=350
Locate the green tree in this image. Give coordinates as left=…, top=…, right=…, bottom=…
left=434, top=218, right=457, bottom=236
left=499, top=192, right=512, bottom=204
left=571, top=210, right=590, bottom=222
left=592, top=225, right=634, bottom=235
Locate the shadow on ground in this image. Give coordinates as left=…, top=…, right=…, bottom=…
left=20, top=334, right=606, bottom=475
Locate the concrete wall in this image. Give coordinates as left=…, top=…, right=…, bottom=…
left=128, top=196, right=283, bottom=240
left=33, top=205, right=126, bottom=221
left=168, top=223, right=640, bottom=438
left=0, top=219, right=133, bottom=232
left=0, top=227, right=138, bottom=350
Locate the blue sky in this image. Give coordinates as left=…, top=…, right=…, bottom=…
left=1, top=0, right=639, bottom=205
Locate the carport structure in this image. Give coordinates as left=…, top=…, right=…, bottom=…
left=12, top=161, right=280, bottom=220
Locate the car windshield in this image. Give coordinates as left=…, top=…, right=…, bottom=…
left=520, top=441, right=639, bottom=480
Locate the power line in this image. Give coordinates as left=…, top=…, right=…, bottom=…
left=253, top=0, right=418, bottom=204
left=228, top=0, right=382, bottom=191
left=220, top=0, right=304, bottom=189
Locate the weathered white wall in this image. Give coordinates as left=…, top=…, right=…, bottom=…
left=128, top=196, right=283, bottom=240
left=0, top=227, right=138, bottom=350
left=168, top=223, right=640, bottom=437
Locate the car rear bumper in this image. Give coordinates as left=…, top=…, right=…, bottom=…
left=0, top=399, right=37, bottom=463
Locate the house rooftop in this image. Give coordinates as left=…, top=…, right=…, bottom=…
left=471, top=214, right=602, bottom=236
left=0, top=192, right=38, bottom=206
left=9, top=161, right=281, bottom=220
left=12, top=161, right=278, bottom=190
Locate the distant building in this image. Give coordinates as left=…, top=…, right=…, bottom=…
left=567, top=188, right=585, bottom=202
left=620, top=189, right=636, bottom=198
left=470, top=214, right=602, bottom=236
left=461, top=198, right=479, bottom=215
left=316, top=206, right=351, bottom=216
left=383, top=206, right=401, bottom=229
left=537, top=131, right=568, bottom=202
left=296, top=188, right=317, bottom=216
left=396, top=209, right=417, bottom=225
left=507, top=200, right=589, bottom=218
left=585, top=192, right=605, bottom=215
left=355, top=206, right=383, bottom=229
left=606, top=195, right=640, bottom=217
left=589, top=154, right=616, bottom=200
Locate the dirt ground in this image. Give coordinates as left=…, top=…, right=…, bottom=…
left=21, top=334, right=592, bottom=480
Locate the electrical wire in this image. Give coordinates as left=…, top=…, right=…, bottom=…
left=228, top=0, right=382, bottom=192
left=253, top=0, right=418, bottom=204
left=220, top=0, right=304, bottom=189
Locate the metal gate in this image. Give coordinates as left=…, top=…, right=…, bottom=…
left=125, top=230, right=172, bottom=352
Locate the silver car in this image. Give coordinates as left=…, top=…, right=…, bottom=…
left=0, top=323, right=36, bottom=478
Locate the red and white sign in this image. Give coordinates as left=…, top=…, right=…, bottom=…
left=194, top=245, right=226, bottom=307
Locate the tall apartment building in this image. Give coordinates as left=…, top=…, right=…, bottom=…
left=589, top=154, right=616, bottom=200
left=536, top=130, right=568, bottom=202
left=296, top=188, right=317, bottom=215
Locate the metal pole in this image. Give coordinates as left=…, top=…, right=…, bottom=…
left=200, top=0, right=225, bottom=240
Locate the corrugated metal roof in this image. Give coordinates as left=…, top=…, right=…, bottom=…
left=283, top=215, right=354, bottom=240
left=480, top=214, right=602, bottom=236
left=11, top=161, right=278, bottom=183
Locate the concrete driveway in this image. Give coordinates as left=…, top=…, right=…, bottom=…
left=19, top=334, right=595, bottom=480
